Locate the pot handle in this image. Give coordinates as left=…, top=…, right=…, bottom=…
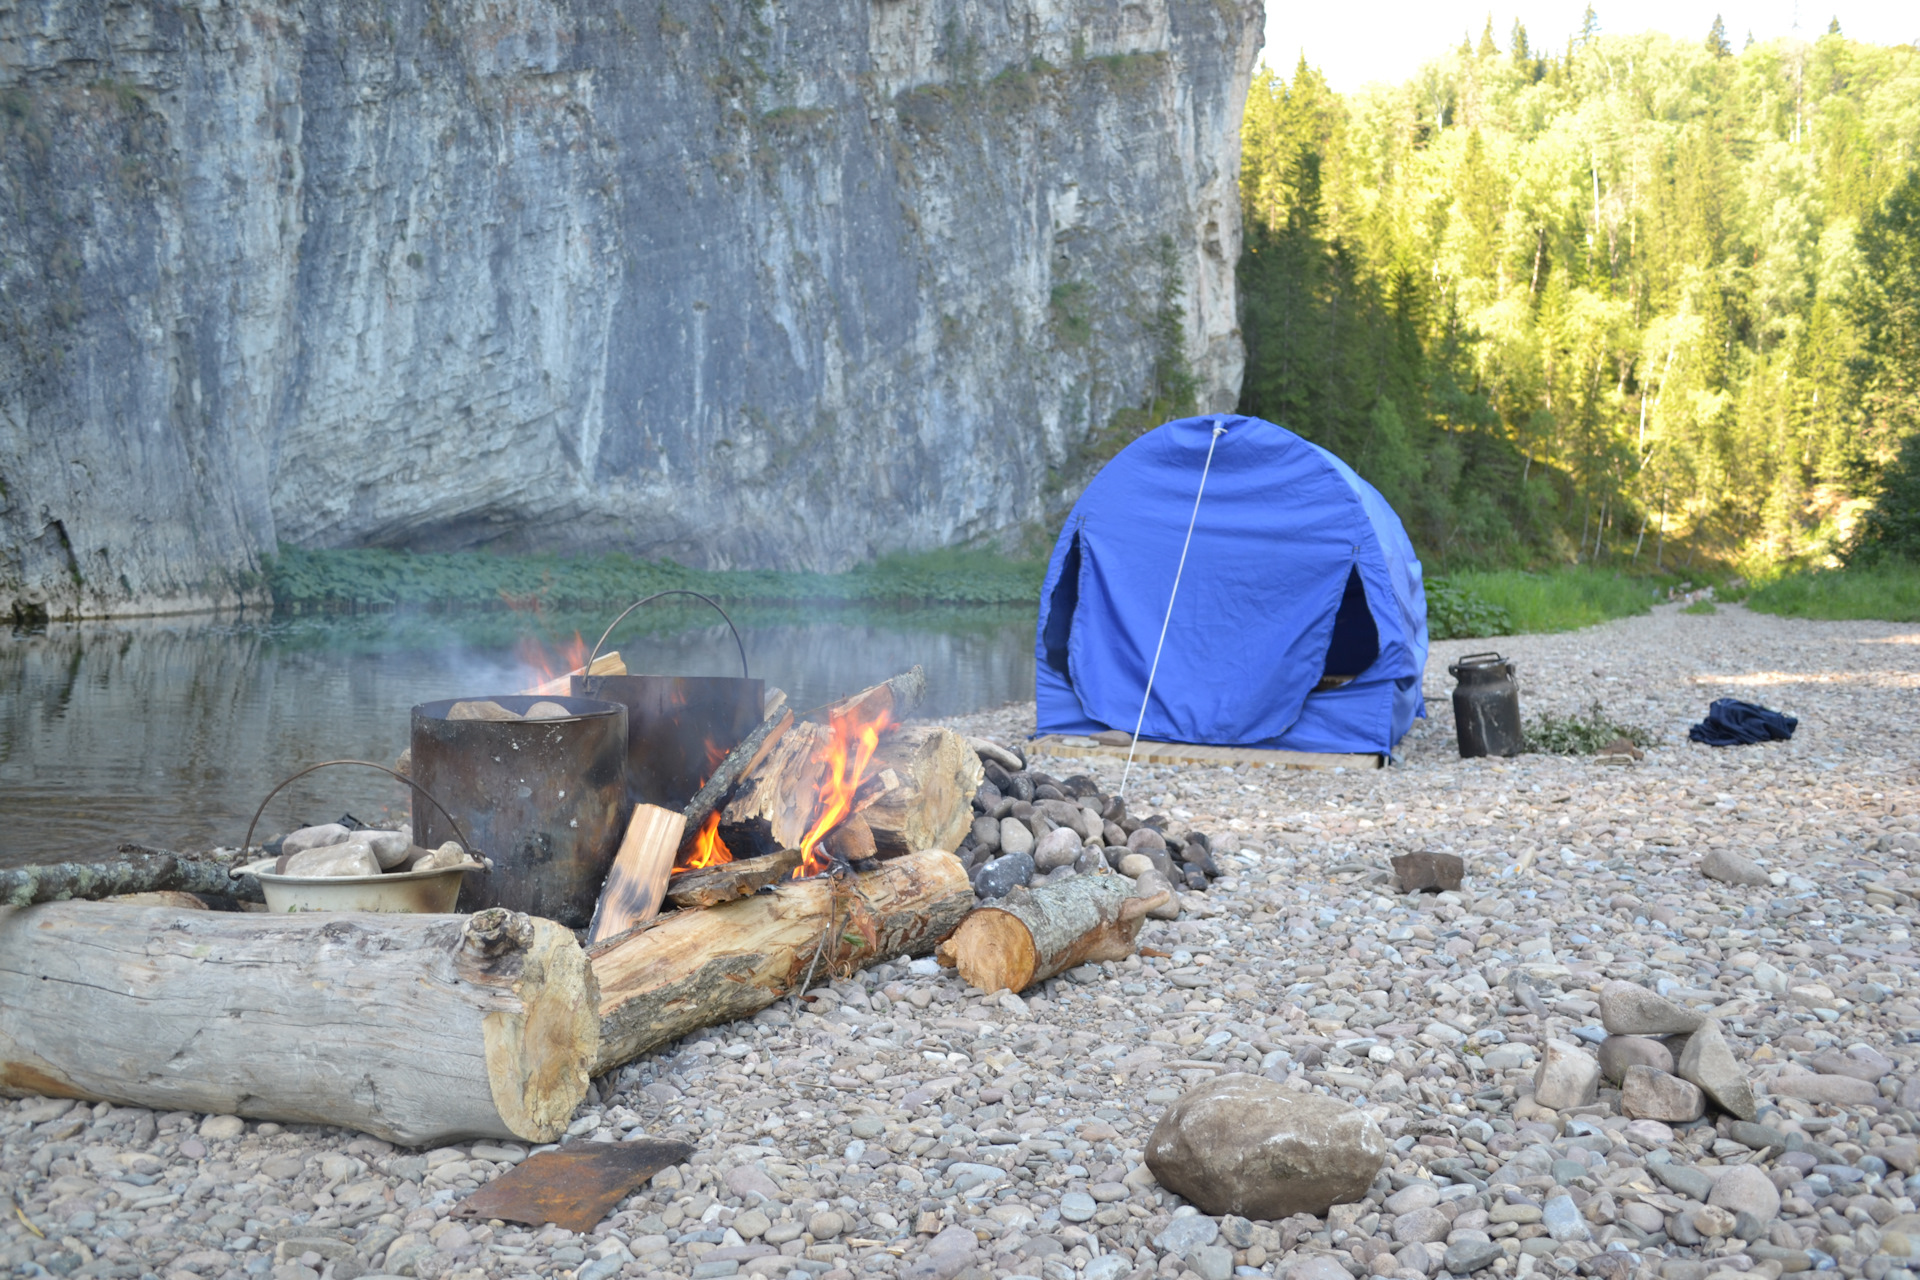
left=587, top=590, right=750, bottom=679
left=1448, top=651, right=1509, bottom=679
left=242, top=759, right=480, bottom=868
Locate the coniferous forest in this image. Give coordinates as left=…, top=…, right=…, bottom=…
left=1236, top=14, right=1920, bottom=572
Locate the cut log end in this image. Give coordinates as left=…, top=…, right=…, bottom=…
left=950, top=908, right=1038, bottom=995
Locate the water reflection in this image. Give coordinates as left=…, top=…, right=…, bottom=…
left=0, top=605, right=1036, bottom=865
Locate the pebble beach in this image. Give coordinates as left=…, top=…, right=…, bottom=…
left=5, top=602, right=1918, bottom=1280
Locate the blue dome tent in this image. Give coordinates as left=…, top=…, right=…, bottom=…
left=1035, top=414, right=1429, bottom=755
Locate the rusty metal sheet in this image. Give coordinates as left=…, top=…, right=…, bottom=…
left=452, top=1139, right=693, bottom=1233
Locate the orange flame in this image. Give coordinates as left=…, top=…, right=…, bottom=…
left=796, top=707, right=893, bottom=877
left=678, top=811, right=733, bottom=874
left=516, top=630, right=590, bottom=693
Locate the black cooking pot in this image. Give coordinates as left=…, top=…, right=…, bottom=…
left=572, top=591, right=765, bottom=810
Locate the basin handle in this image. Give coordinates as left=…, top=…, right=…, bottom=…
left=242, top=759, right=479, bottom=868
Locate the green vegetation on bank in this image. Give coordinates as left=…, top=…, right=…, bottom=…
left=1441, top=570, right=1664, bottom=634
left=262, top=546, right=1048, bottom=614
left=1744, top=562, right=1920, bottom=621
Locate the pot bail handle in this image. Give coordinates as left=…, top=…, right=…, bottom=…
left=242, top=759, right=480, bottom=868
left=587, top=590, right=750, bottom=679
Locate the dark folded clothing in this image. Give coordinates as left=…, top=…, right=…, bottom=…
left=1689, top=698, right=1797, bottom=747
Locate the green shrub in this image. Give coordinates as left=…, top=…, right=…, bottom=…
left=1524, top=702, right=1658, bottom=755
left=1425, top=577, right=1512, bottom=639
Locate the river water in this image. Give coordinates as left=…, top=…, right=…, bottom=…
left=0, top=605, right=1037, bottom=866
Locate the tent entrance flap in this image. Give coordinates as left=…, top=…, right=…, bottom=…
left=1042, top=532, right=1081, bottom=679
left=1320, top=566, right=1380, bottom=682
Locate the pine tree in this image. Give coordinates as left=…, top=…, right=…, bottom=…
left=1577, top=6, right=1601, bottom=45
left=1478, top=15, right=1499, bottom=57
left=1828, top=16, right=1842, bottom=35
left=1849, top=167, right=1920, bottom=564
left=1706, top=14, right=1732, bottom=57
left=1511, top=19, right=1531, bottom=64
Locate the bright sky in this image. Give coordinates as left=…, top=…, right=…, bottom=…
left=1263, top=0, right=1920, bottom=92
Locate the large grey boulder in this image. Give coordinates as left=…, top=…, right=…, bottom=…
left=1622, top=1066, right=1705, bottom=1123
left=1145, top=1074, right=1388, bottom=1219
left=1599, top=981, right=1703, bottom=1035
left=1599, top=1035, right=1675, bottom=1084
left=1701, top=849, right=1771, bottom=887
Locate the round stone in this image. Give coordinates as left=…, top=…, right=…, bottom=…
left=1059, top=1191, right=1097, bottom=1222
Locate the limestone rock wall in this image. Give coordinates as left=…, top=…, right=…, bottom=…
left=0, top=0, right=1261, bottom=618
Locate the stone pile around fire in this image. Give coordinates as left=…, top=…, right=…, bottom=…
left=954, top=740, right=1223, bottom=920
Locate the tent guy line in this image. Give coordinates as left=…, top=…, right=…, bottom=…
left=1121, top=422, right=1229, bottom=799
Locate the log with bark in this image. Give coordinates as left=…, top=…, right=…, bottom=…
left=590, top=848, right=971, bottom=1073
left=0, top=904, right=597, bottom=1146
left=0, top=846, right=262, bottom=908
left=943, top=874, right=1167, bottom=995
left=715, top=720, right=829, bottom=858
left=799, top=665, right=927, bottom=725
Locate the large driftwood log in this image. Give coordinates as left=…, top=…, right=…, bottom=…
left=0, top=846, right=262, bottom=907
left=590, top=848, right=972, bottom=1073
left=946, top=874, right=1166, bottom=995
left=0, top=905, right=597, bottom=1147
left=861, top=726, right=985, bottom=856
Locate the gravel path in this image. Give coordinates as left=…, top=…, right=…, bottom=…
left=5, top=604, right=1918, bottom=1280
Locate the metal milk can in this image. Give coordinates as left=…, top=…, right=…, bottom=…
left=1449, top=652, right=1522, bottom=758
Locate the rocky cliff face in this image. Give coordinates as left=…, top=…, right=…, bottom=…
left=0, top=0, right=1260, bottom=618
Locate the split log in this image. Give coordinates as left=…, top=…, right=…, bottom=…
left=860, top=726, right=984, bottom=856
left=586, top=805, right=686, bottom=946
left=0, top=904, right=597, bottom=1147
left=679, top=708, right=794, bottom=852
left=800, top=665, right=927, bottom=725
left=946, top=874, right=1166, bottom=995
left=0, top=846, right=261, bottom=907
left=522, top=650, right=625, bottom=698
left=590, top=848, right=972, bottom=1073
left=717, top=720, right=834, bottom=857
left=665, top=849, right=803, bottom=910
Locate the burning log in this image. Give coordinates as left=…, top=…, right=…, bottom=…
left=678, top=708, right=794, bottom=853
left=589, top=848, right=972, bottom=1073
left=0, top=905, right=597, bottom=1147
left=665, top=848, right=804, bottom=910
left=799, top=665, right=927, bottom=726
left=585, top=805, right=686, bottom=946
left=860, top=726, right=984, bottom=857
left=716, top=720, right=833, bottom=857
left=943, top=874, right=1167, bottom=995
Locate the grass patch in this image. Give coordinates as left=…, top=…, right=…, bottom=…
left=1744, top=562, right=1920, bottom=622
left=264, top=546, right=1047, bottom=615
left=1681, top=599, right=1717, bottom=615
left=1524, top=701, right=1658, bottom=755
left=1442, top=569, right=1665, bottom=634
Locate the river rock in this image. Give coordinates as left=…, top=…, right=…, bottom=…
left=1622, top=1066, right=1705, bottom=1122
left=999, top=818, right=1034, bottom=857
left=1391, top=1208, right=1451, bottom=1244
left=1599, top=1035, right=1675, bottom=1083
left=1032, top=826, right=1084, bottom=871
left=1391, top=851, right=1464, bottom=893
left=1533, top=1040, right=1601, bottom=1109
left=970, top=815, right=1001, bottom=852
left=1812, top=1045, right=1895, bottom=1081
left=1676, top=1017, right=1755, bottom=1119
left=1144, top=1074, right=1388, bottom=1219
left=1768, top=1072, right=1880, bottom=1105
left=1154, top=1215, right=1219, bottom=1255
left=1701, top=848, right=1771, bottom=887
left=447, top=699, right=520, bottom=721
left=974, top=852, right=1034, bottom=899
left=280, top=823, right=352, bottom=856
left=282, top=844, right=382, bottom=878
left=1073, top=846, right=1106, bottom=874
left=1128, top=826, right=1168, bottom=853
left=523, top=700, right=572, bottom=719
left=1648, top=1162, right=1714, bottom=1202
left=1599, top=981, right=1703, bottom=1034
left=1707, top=1164, right=1781, bottom=1226
left=901, top=1226, right=979, bottom=1280
left=354, top=829, right=414, bottom=870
